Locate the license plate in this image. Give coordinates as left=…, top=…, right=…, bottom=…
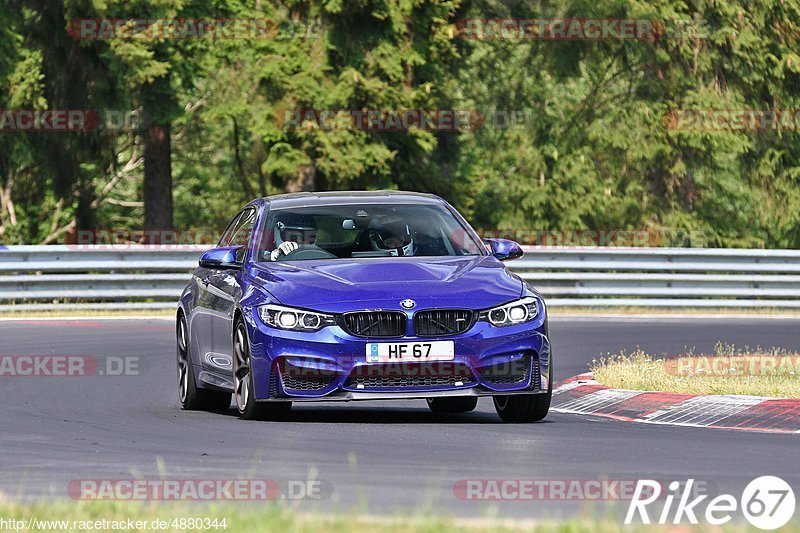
left=365, top=341, right=454, bottom=363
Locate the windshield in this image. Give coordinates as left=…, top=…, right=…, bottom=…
left=255, top=203, right=485, bottom=262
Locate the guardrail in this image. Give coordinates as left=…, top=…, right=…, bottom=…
left=0, top=245, right=799, bottom=311
left=0, top=245, right=206, bottom=311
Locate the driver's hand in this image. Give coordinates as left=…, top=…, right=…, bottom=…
left=270, top=241, right=299, bottom=261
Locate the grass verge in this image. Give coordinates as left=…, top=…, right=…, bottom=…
left=0, top=499, right=796, bottom=532
left=591, top=343, right=800, bottom=397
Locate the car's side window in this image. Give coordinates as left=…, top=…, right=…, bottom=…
left=218, top=212, right=243, bottom=247
left=228, top=208, right=256, bottom=262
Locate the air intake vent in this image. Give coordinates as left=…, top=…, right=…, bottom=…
left=345, top=363, right=476, bottom=390
left=340, top=311, right=406, bottom=337
left=413, top=309, right=474, bottom=336
left=480, top=354, right=532, bottom=386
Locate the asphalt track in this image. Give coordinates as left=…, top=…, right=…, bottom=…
left=1, top=316, right=798, bottom=520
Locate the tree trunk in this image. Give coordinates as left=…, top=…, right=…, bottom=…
left=143, top=119, right=173, bottom=243
left=286, top=164, right=316, bottom=193
left=74, top=183, right=97, bottom=235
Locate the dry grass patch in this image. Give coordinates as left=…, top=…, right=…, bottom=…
left=591, top=343, right=800, bottom=397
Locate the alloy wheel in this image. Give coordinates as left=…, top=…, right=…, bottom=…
left=177, top=317, right=190, bottom=403
left=233, top=323, right=250, bottom=412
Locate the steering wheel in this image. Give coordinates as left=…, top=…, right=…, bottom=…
left=282, top=244, right=337, bottom=261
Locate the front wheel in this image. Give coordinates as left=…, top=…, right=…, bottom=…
left=494, top=354, right=553, bottom=423
left=233, top=319, right=291, bottom=420
left=493, top=391, right=551, bottom=423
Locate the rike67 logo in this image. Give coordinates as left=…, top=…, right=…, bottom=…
left=626, top=476, right=796, bottom=530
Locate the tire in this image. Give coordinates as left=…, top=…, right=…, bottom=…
left=493, top=357, right=553, bottom=423
left=177, top=314, right=231, bottom=412
left=233, top=318, right=292, bottom=421
left=493, top=391, right=550, bottom=423
left=427, top=397, right=478, bottom=413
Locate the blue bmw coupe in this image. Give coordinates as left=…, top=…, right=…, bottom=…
left=176, top=191, right=551, bottom=422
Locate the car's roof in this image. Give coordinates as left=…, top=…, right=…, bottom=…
left=258, top=190, right=445, bottom=209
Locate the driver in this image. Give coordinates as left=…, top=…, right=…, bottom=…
left=369, top=221, right=416, bottom=257
left=270, top=213, right=318, bottom=261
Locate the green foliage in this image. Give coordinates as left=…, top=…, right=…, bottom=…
left=1, top=0, right=800, bottom=247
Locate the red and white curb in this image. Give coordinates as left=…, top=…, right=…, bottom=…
left=552, top=373, right=800, bottom=434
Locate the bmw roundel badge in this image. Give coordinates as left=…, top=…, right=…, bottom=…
left=400, top=299, right=416, bottom=309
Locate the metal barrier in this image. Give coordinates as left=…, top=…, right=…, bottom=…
left=1, top=245, right=799, bottom=310
left=0, top=245, right=206, bottom=311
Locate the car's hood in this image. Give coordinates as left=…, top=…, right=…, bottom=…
left=250, top=256, right=523, bottom=313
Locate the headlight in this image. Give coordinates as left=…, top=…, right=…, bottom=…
left=479, top=297, right=539, bottom=327
left=258, top=305, right=336, bottom=332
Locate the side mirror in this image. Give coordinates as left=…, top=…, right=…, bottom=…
left=483, top=238, right=523, bottom=261
left=198, top=246, right=244, bottom=270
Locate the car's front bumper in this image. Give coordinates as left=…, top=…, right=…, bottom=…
left=243, top=308, right=551, bottom=402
